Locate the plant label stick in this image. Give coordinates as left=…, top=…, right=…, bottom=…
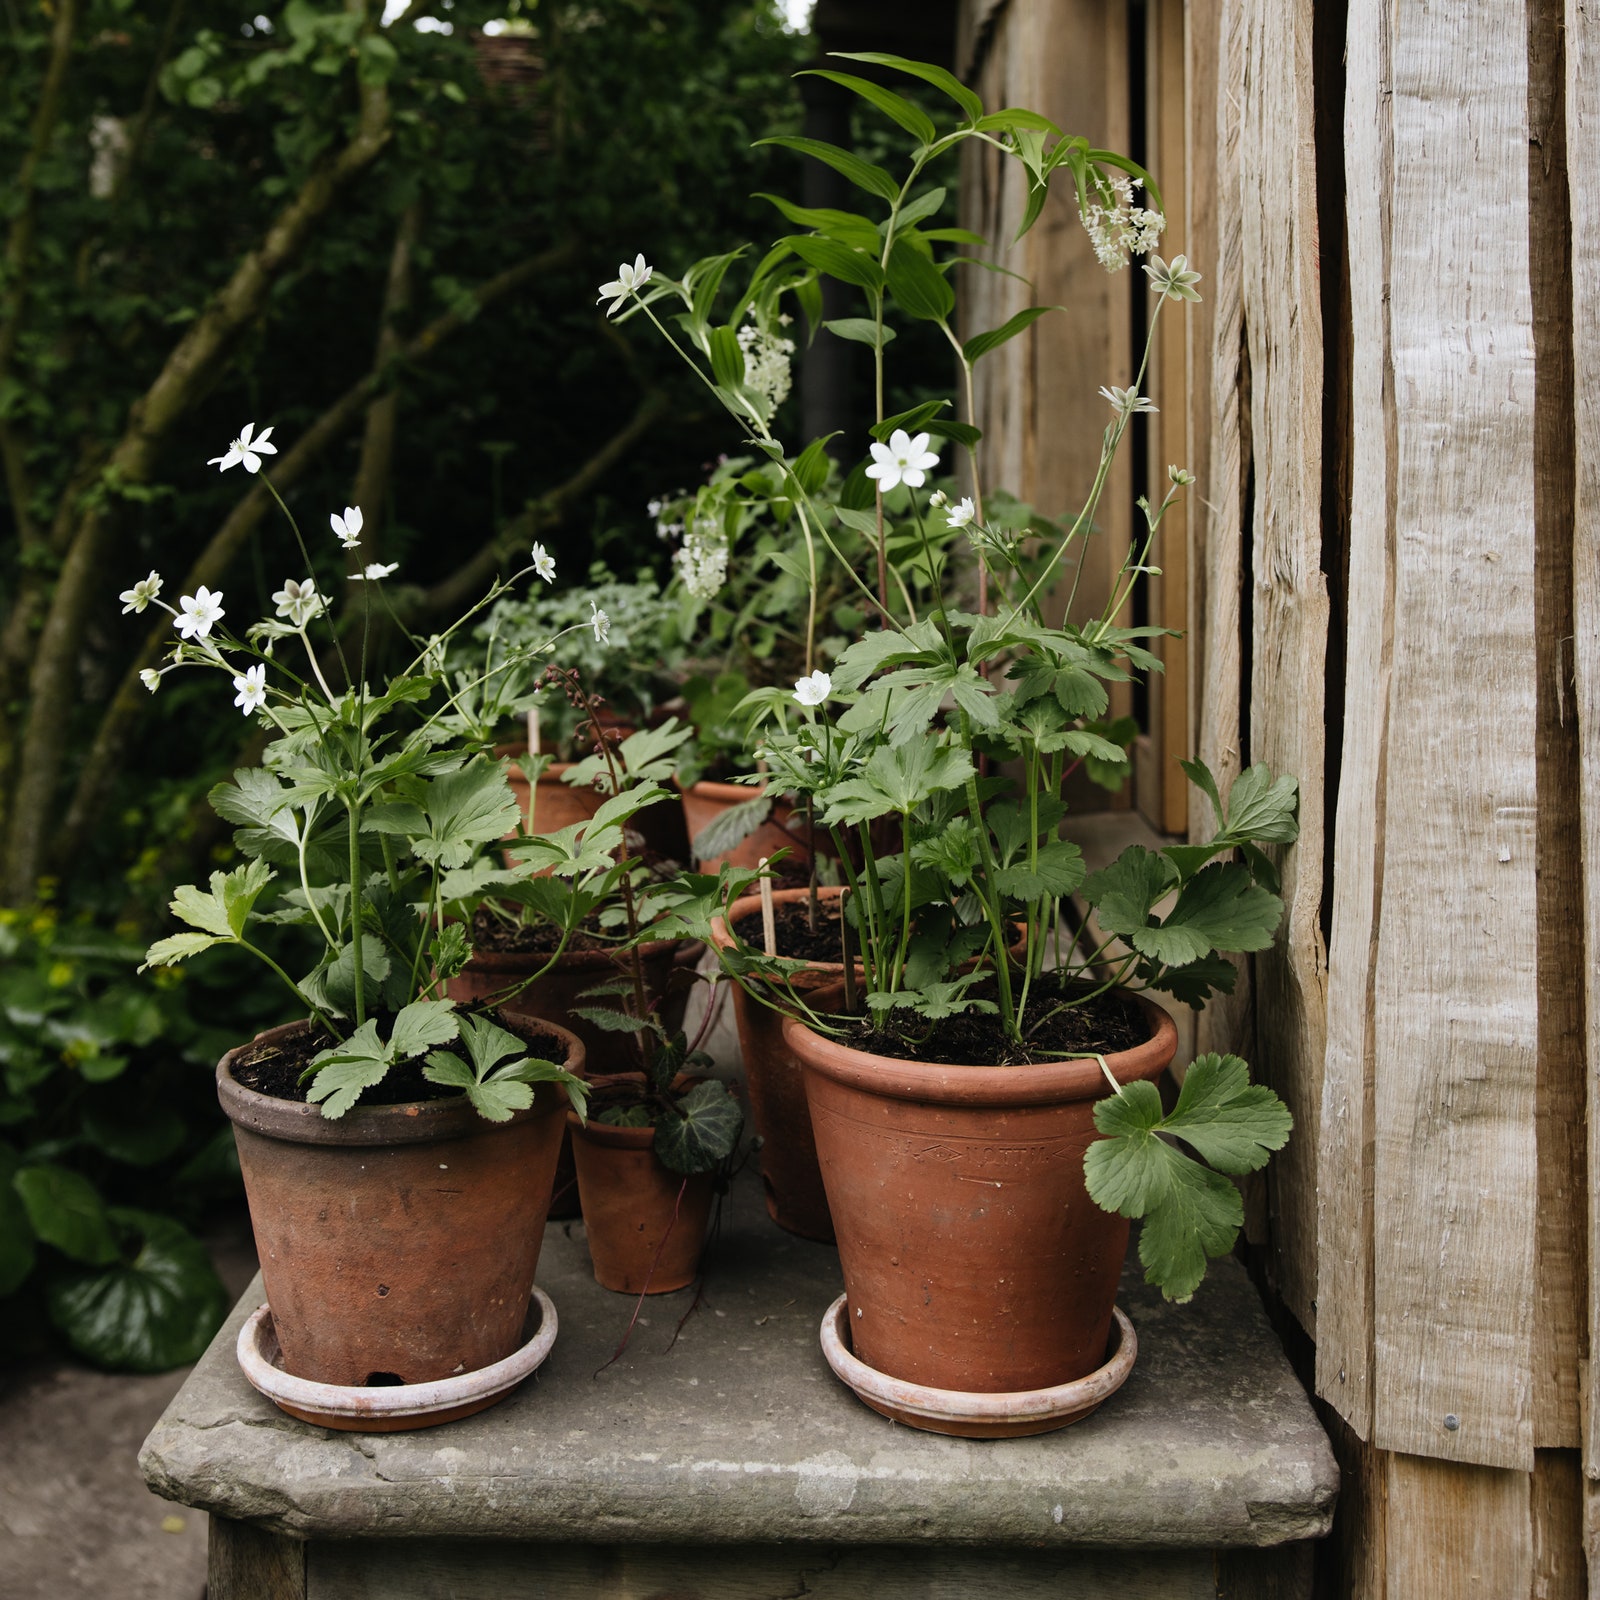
left=526, top=706, right=540, bottom=835
left=758, top=859, right=777, bottom=956
left=840, top=888, right=858, bottom=1013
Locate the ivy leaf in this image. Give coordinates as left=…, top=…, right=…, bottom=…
left=654, top=1079, right=743, bottom=1175
left=305, top=1020, right=392, bottom=1119
left=390, top=998, right=459, bottom=1059
left=1130, top=862, right=1282, bottom=967
left=14, top=1164, right=119, bottom=1265
left=47, top=1209, right=228, bottom=1372
left=1084, top=1054, right=1291, bottom=1302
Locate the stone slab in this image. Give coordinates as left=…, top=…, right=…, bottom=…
left=141, top=1168, right=1337, bottom=1550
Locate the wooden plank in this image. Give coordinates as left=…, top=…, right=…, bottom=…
left=1326, top=1414, right=1390, bottom=1600
left=1530, top=1451, right=1586, bottom=1599
left=1564, top=0, right=1600, bottom=1481
left=1189, top=0, right=1252, bottom=1065
left=1384, top=1456, right=1534, bottom=1596
left=1368, top=0, right=1540, bottom=1471
left=1527, top=0, right=1586, bottom=1453
left=1213, top=1544, right=1314, bottom=1600
left=209, top=1519, right=306, bottom=1600
left=1235, top=0, right=1327, bottom=1338
left=1313, top=0, right=1393, bottom=1443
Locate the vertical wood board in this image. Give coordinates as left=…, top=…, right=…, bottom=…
left=1369, top=0, right=1540, bottom=1471
left=1314, top=0, right=1395, bottom=1442
left=1237, top=0, right=1329, bottom=1338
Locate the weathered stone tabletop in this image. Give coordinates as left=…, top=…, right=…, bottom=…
left=141, top=1167, right=1337, bottom=1598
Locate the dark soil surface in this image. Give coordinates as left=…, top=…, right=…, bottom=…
left=731, top=899, right=845, bottom=964
left=470, top=906, right=622, bottom=956
left=844, top=974, right=1152, bottom=1067
left=231, top=1011, right=568, bottom=1106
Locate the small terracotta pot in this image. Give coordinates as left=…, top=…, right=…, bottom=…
left=784, top=992, right=1175, bottom=1398
left=568, top=1075, right=715, bottom=1293
left=501, top=751, right=603, bottom=837
left=217, top=1014, right=584, bottom=1392
left=679, top=779, right=800, bottom=872
left=709, top=886, right=850, bottom=1242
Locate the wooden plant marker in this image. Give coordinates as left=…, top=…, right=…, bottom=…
left=525, top=706, right=541, bottom=835
left=758, top=860, right=777, bottom=956
left=839, top=888, right=857, bottom=1014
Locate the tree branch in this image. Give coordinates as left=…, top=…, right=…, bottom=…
left=51, top=235, right=578, bottom=868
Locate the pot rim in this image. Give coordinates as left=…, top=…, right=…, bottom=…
left=565, top=1069, right=713, bottom=1146
left=217, top=1012, right=584, bottom=1148
left=781, top=989, right=1177, bottom=1108
left=710, top=884, right=848, bottom=974
left=677, top=776, right=778, bottom=805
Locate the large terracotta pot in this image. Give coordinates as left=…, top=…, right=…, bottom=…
left=568, top=1075, right=715, bottom=1294
left=709, top=886, right=849, bottom=1242
left=679, top=779, right=801, bottom=872
left=217, top=1014, right=584, bottom=1393
left=784, top=993, right=1176, bottom=1396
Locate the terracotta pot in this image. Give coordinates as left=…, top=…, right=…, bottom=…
left=784, top=992, right=1176, bottom=1397
left=568, top=1075, right=716, bottom=1293
left=679, top=779, right=801, bottom=872
left=217, top=1014, right=584, bottom=1393
left=500, top=750, right=604, bottom=837
left=709, top=886, right=850, bottom=1242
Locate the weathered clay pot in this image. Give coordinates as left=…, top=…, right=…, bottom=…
left=709, top=886, right=849, bottom=1242
left=217, top=1014, right=584, bottom=1392
left=784, top=992, right=1176, bottom=1399
left=679, top=779, right=800, bottom=872
left=568, top=1075, right=716, bottom=1294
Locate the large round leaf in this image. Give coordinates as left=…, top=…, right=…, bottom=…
left=14, top=1163, right=119, bottom=1265
left=47, top=1208, right=228, bottom=1372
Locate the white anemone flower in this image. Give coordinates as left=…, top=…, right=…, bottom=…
left=1099, top=385, right=1158, bottom=417
left=139, top=668, right=162, bottom=693
left=232, top=663, right=268, bottom=716
left=1143, top=254, right=1203, bottom=302
left=792, top=670, right=832, bottom=708
left=350, top=562, right=398, bottom=580
left=589, top=601, right=611, bottom=644
left=174, top=586, right=225, bottom=640
left=208, top=423, right=277, bottom=474
left=530, top=542, right=556, bottom=583
left=864, top=428, right=940, bottom=493
left=271, top=577, right=323, bottom=628
left=330, top=506, right=363, bottom=549
left=945, top=497, right=977, bottom=530
left=1168, top=464, right=1195, bottom=487
left=119, top=570, right=162, bottom=614
left=597, top=253, right=652, bottom=316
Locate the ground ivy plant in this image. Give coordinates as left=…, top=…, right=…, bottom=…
left=599, top=52, right=1294, bottom=1301
left=121, top=436, right=619, bottom=1121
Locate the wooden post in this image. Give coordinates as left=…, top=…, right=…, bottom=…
left=208, top=1520, right=306, bottom=1600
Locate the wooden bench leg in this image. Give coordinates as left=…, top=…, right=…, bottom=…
left=208, top=1517, right=306, bottom=1600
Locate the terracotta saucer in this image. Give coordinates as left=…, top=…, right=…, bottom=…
left=236, top=1288, right=558, bottom=1433
left=818, top=1295, right=1137, bottom=1439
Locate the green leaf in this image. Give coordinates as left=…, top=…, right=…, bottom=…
left=993, top=839, right=1085, bottom=901
left=322, top=940, right=392, bottom=1021
left=1178, top=756, right=1223, bottom=826
left=800, top=68, right=938, bottom=144
left=454, top=1012, right=525, bottom=1077
left=753, top=194, right=880, bottom=251
left=893, top=186, right=948, bottom=230
left=791, top=433, right=837, bottom=495
left=0, top=1142, right=35, bottom=1294
left=911, top=816, right=981, bottom=888
left=962, top=304, right=1061, bottom=363
left=691, top=794, right=772, bottom=863
left=1131, top=862, right=1282, bottom=967
left=1064, top=728, right=1128, bottom=763
left=708, top=323, right=746, bottom=389
left=140, top=931, right=223, bottom=970
left=886, top=238, right=955, bottom=321
left=1134, top=1156, right=1244, bottom=1304
left=756, top=135, right=900, bottom=202
left=14, top=1164, right=119, bottom=1265
left=831, top=51, right=985, bottom=123
left=783, top=233, right=886, bottom=292
left=1223, top=764, right=1300, bottom=844
left=411, top=759, right=524, bottom=869
left=432, top=922, right=472, bottom=984
left=82, top=1105, right=186, bottom=1167
left=824, top=316, right=894, bottom=348
left=305, top=1020, right=392, bottom=1119
left=973, top=107, right=1063, bottom=135
left=569, top=1006, right=653, bottom=1034
left=47, top=1209, right=228, bottom=1372
left=1081, top=846, right=1177, bottom=935
left=1161, top=1053, right=1294, bottom=1174
left=390, top=998, right=459, bottom=1059
left=654, top=1079, right=743, bottom=1175
left=1146, top=953, right=1238, bottom=1006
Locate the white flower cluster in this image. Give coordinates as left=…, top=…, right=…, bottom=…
left=673, top=515, right=729, bottom=602
left=648, top=491, right=687, bottom=543
left=1081, top=174, right=1165, bottom=272
left=737, top=316, right=795, bottom=418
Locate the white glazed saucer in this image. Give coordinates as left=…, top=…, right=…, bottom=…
left=237, top=1287, right=558, bottom=1433
left=819, top=1295, right=1137, bottom=1439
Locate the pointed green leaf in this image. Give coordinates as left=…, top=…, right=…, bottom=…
left=754, top=194, right=880, bottom=251
left=824, top=317, right=895, bottom=348
left=783, top=233, right=886, bottom=292
left=757, top=135, right=900, bottom=202
left=886, top=237, right=954, bottom=321
left=962, top=304, right=1061, bottom=363
left=800, top=68, right=938, bottom=144
left=830, top=51, right=985, bottom=122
